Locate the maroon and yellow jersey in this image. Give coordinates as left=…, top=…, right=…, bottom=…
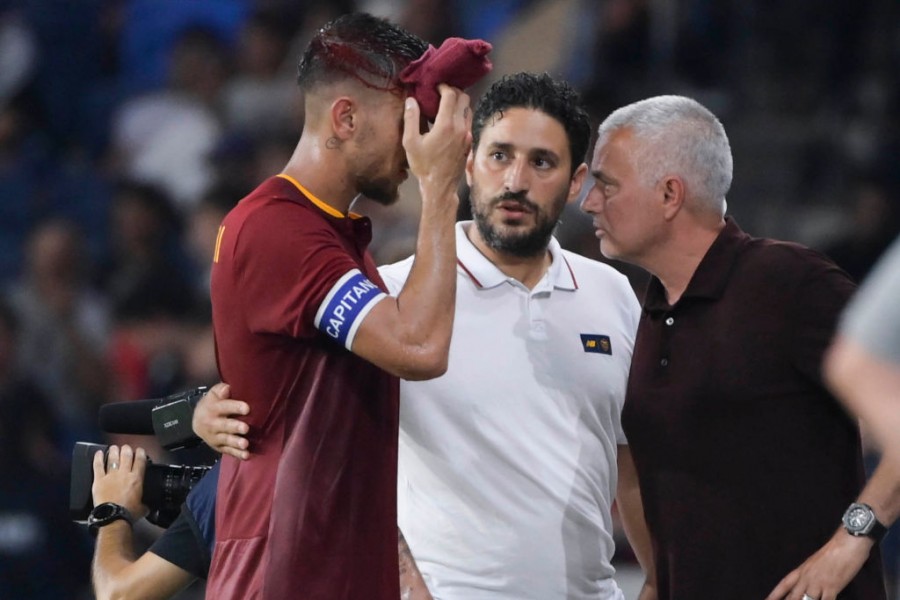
left=206, top=175, right=400, bottom=600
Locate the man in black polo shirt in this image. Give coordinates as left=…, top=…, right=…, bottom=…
left=581, top=95, right=900, bottom=600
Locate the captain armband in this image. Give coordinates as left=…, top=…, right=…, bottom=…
left=314, top=269, right=386, bottom=350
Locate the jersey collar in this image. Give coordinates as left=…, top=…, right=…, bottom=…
left=277, top=173, right=362, bottom=219
left=455, top=221, right=577, bottom=291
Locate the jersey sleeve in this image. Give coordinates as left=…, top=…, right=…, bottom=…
left=148, top=507, right=210, bottom=579
left=313, top=269, right=387, bottom=349
left=230, top=206, right=386, bottom=349
left=788, top=251, right=856, bottom=386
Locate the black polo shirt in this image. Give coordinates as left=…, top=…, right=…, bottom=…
left=622, top=219, right=885, bottom=599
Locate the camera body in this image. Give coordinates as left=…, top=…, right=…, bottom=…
left=71, top=386, right=214, bottom=528
left=70, top=441, right=212, bottom=528
left=151, top=386, right=208, bottom=451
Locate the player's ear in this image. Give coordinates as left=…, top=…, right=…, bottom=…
left=659, top=174, right=685, bottom=220
left=567, top=163, right=589, bottom=204
left=330, top=97, right=356, bottom=141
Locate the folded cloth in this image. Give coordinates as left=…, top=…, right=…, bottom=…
left=399, top=38, right=493, bottom=121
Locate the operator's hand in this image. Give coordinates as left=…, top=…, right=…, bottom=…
left=765, top=528, right=873, bottom=600
left=91, top=444, right=149, bottom=520
left=192, top=382, right=251, bottom=460
left=402, top=84, right=472, bottom=199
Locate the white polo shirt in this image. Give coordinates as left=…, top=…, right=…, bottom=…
left=378, top=221, right=640, bottom=600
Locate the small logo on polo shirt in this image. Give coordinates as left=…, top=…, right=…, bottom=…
left=581, top=334, right=612, bottom=355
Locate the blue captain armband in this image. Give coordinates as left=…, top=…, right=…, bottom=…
left=314, top=269, right=387, bottom=350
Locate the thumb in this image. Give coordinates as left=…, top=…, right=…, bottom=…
left=402, top=97, right=421, bottom=149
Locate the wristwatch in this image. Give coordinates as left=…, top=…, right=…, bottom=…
left=88, top=502, right=135, bottom=535
left=842, top=502, right=887, bottom=542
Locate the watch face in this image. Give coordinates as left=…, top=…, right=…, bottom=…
left=92, top=504, right=118, bottom=520
left=88, top=502, right=130, bottom=531
left=845, top=504, right=873, bottom=532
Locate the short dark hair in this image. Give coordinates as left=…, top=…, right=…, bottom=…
left=297, top=12, right=428, bottom=94
left=472, top=72, right=591, bottom=174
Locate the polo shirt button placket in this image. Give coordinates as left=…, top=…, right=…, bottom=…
left=527, top=291, right=548, bottom=341
left=661, top=314, right=673, bottom=367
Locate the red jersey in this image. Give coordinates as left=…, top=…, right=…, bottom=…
left=207, top=175, right=400, bottom=599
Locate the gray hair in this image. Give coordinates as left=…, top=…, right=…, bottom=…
left=597, top=95, right=732, bottom=216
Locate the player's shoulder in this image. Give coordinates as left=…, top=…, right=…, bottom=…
left=743, top=236, right=846, bottom=283
left=224, top=177, right=333, bottom=236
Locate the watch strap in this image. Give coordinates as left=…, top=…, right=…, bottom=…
left=88, top=502, right=135, bottom=535
left=868, top=516, right=889, bottom=543
left=843, top=502, right=889, bottom=542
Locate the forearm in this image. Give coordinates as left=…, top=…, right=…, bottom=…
left=92, top=522, right=139, bottom=600
left=825, top=336, right=900, bottom=456
left=353, top=189, right=459, bottom=380
left=856, top=452, right=900, bottom=527
left=94, top=526, right=194, bottom=600
left=394, top=185, right=459, bottom=349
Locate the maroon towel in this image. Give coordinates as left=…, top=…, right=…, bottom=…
left=399, top=37, right=493, bottom=121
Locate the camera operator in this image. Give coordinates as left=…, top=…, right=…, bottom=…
left=90, top=443, right=216, bottom=600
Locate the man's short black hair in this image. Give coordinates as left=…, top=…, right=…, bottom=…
left=297, top=12, right=428, bottom=93
left=472, top=72, right=591, bottom=174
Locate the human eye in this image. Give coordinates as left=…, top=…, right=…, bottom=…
left=603, top=182, right=619, bottom=197
left=531, top=152, right=558, bottom=170
left=490, top=150, right=507, bottom=161
left=592, top=174, right=617, bottom=197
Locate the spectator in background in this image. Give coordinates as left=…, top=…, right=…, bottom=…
left=110, top=26, right=231, bottom=211
left=0, top=298, right=93, bottom=599
left=4, top=218, right=111, bottom=445
left=98, top=180, right=202, bottom=439
left=824, top=174, right=900, bottom=283
left=185, top=185, right=238, bottom=299
left=399, top=0, right=458, bottom=42
left=0, top=97, right=36, bottom=285
left=221, top=10, right=298, bottom=137
left=0, top=8, right=36, bottom=114
left=117, top=0, right=249, bottom=94
left=98, top=179, right=196, bottom=322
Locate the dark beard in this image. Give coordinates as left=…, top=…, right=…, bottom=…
left=472, top=189, right=564, bottom=258
left=357, top=175, right=399, bottom=206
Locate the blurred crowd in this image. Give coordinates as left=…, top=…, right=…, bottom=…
left=0, top=0, right=897, bottom=598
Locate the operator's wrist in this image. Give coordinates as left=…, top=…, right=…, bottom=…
left=98, top=519, right=133, bottom=533
left=94, top=498, right=145, bottom=519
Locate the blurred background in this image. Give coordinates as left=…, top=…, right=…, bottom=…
left=0, top=0, right=897, bottom=598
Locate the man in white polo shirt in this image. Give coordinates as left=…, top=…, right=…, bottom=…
left=376, top=72, right=652, bottom=600
left=193, top=72, right=654, bottom=599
